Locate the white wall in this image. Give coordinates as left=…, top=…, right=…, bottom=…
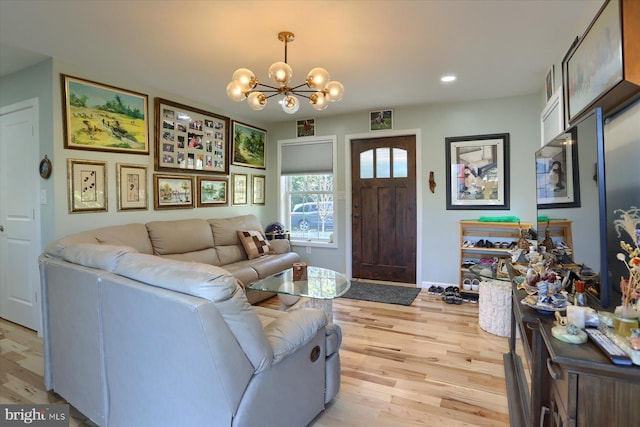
left=268, top=94, right=541, bottom=285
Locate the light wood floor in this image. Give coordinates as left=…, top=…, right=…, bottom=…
left=0, top=290, right=510, bottom=426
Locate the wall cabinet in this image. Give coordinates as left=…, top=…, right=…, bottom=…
left=459, top=221, right=531, bottom=293
left=505, top=281, right=640, bottom=427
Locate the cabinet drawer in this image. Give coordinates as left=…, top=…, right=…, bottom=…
left=546, top=358, right=568, bottom=414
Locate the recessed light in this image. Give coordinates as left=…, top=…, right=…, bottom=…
left=441, top=74, right=457, bottom=83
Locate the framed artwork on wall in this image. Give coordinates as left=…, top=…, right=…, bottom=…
left=232, top=121, right=266, bottom=169
left=61, top=74, right=149, bottom=154
left=563, top=0, right=623, bottom=125
left=445, top=133, right=510, bottom=210
left=232, top=173, right=248, bottom=205
left=116, top=163, right=148, bottom=211
left=296, top=118, right=315, bottom=137
left=197, top=176, right=228, bottom=207
left=67, top=158, right=108, bottom=213
left=251, top=174, right=266, bottom=205
left=535, top=128, right=581, bottom=209
left=153, top=174, right=194, bottom=210
left=369, top=109, right=393, bottom=130
left=155, top=98, right=230, bottom=175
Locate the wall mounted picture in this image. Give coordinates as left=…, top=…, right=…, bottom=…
left=535, top=128, right=580, bottom=209
left=563, top=0, right=622, bottom=125
left=232, top=173, right=248, bottom=205
left=67, top=158, right=108, bottom=213
left=232, top=121, right=266, bottom=169
left=155, top=98, right=230, bottom=175
left=445, top=133, right=510, bottom=210
left=252, top=174, right=266, bottom=205
left=545, top=65, right=555, bottom=102
left=197, top=176, right=228, bottom=207
left=153, top=174, right=194, bottom=210
left=61, top=74, right=149, bottom=154
left=370, top=109, right=393, bottom=130
left=116, top=163, right=148, bottom=211
left=296, top=118, right=315, bottom=137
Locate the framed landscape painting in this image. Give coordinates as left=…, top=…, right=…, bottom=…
left=153, top=174, right=194, bottom=210
left=232, top=121, right=266, bottom=169
left=61, top=74, right=149, bottom=154
left=197, top=176, right=228, bottom=207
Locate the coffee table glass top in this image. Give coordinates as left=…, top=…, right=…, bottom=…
left=249, top=266, right=350, bottom=299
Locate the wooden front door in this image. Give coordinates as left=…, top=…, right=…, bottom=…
left=351, top=135, right=416, bottom=283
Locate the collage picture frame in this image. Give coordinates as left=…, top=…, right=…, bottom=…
left=155, top=98, right=230, bottom=175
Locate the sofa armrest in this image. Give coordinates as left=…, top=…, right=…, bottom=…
left=269, top=239, right=292, bottom=254
left=263, top=308, right=327, bottom=364
left=325, top=322, right=342, bottom=356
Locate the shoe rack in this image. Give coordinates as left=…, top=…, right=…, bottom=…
left=537, top=219, right=573, bottom=256
left=459, top=221, right=532, bottom=293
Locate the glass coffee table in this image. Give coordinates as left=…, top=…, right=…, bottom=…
left=248, top=266, right=350, bottom=322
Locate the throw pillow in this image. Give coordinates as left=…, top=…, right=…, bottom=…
left=237, top=230, right=275, bottom=259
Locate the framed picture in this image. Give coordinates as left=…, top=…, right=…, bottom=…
left=155, top=98, right=230, bottom=175
left=535, top=128, right=581, bottom=209
left=232, top=173, right=248, bottom=206
left=545, top=65, right=555, bottom=102
left=540, top=86, right=564, bottom=146
left=445, top=133, right=510, bottom=210
left=296, top=118, right=315, bottom=137
left=370, top=109, right=393, bottom=130
left=116, top=163, right=148, bottom=211
left=197, top=176, right=228, bottom=207
left=232, top=121, right=266, bottom=169
left=153, top=174, right=194, bottom=210
left=563, top=0, right=622, bottom=125
left=67, top=158, right=108, bottom=213
left=61, top=74, right=149, bottom=154
left=252, top=174, right=266, bottom=205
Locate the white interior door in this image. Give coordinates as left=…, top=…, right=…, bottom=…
left=0, top=98, right=41, bottom=331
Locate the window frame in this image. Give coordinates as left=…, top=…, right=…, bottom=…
left=277, top=135, right=338, bottom=248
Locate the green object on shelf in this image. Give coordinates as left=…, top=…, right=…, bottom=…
left=478, top=216, right=520, bottom=223
left=537, top=215, right=567, bottom=222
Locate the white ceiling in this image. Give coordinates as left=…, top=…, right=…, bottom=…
left=0, top=0, right=604, bottom=125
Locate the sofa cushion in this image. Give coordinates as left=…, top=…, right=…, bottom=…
left=60, top=244, right=139, bottom=271
left=146, top=219, right=218, bottom=263
left=45, top=223, right=153, bottom=257
left=113, top=253, right=237, bottom=303
left=209, top=215, right=264, bottom=265
left=237, top=230, right=275, bottom=260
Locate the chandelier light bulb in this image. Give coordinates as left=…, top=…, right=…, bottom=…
left=281, top=95, right=300, bottom=114
left=226, top=82, right=247, bottom=102
left=232, top=68, right=257, bottom=92
left=310, top=92, right=328, bottom=110
left=269, top=62, right=293, bottom=87
left=324, top=81, right=344, bottom=102
left=247, top=92, right=267, bottom=110
left=306, top=67, right=330, bottom=91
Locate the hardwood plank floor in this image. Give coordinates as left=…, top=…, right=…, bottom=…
left=0, top=290, right=510, bottom=426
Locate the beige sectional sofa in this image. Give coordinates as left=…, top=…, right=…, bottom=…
left=45, top=214, right=300, bottom=303
left=39, top=214, right=343, bottom=426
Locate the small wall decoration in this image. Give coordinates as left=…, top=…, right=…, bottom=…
left=252, top=174, right=266, bottom=205
left=67, top=158, right=108, bottom=213
left=232, top=121, right=267, bottom=169
left=61, top=74, right=149, bottom=154
left=545, top=65, right=555, bottom=102
left=197, top=176, right=228, bottom=207
left=370, top=109, right=393, bottom=131
left=445, top=133, right=510, bottom=210
left=232, top=173, right=248, bottom=205
left=535, top=128, right=581, bottom=209
left=116, top=163, right=148, bottom=211
left=153, top=174, right=194, bottom=210
left=155, top=98, right=230, bottom=175
left=296, top=118, right=315, bottom=137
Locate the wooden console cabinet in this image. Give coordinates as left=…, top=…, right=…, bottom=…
left=505, top=282, right=640, bottom=427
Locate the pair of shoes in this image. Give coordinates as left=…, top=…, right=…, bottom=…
left=462, top=240, right=474, bottom=247
left=476, top=239, right=486, bottom=247
left=433, top=286, right=444, bottom=296
left=427, top=285, right=436, bottom=295
left=484, top=240, right=495, bottom=248
left=468, top=294, right=479, bottom=303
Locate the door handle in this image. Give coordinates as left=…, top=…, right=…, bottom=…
left=353, top=214, right=360, bottom=219
left=0, top=225, right=4, bottom=232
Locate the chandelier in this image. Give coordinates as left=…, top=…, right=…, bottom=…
left=226, top=31, right=344, bottom=114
